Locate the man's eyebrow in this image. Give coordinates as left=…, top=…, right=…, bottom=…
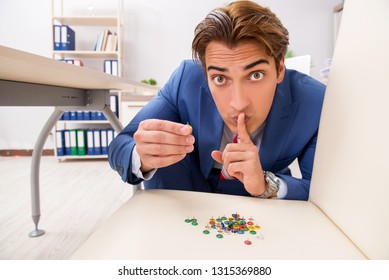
left=207, top=65, right=227, bottom=72
left=244, top=59, right=269, bottom=70
left=207, top=59, right=269, bottom=72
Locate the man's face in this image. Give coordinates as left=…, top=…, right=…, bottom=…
left=205, top=41, right=285, bottom=135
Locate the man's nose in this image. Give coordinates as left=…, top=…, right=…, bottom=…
left=230, top=83, right=250, bottom=111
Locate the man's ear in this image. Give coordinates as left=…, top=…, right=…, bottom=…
left=277, top=57, right=285, bottom=84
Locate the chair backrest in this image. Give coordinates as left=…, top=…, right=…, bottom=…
left=284, top=55, right=311, bottom=75
left=309, top=0, right=389, bottom=259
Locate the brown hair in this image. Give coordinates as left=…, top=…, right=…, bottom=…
left=192, top=0, right=289, bottom=73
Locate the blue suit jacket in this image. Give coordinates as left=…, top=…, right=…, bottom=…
left=109, top=60, right=325, bottom=200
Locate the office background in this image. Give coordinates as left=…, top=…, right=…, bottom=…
left=0, top=0, right=340, bottom=152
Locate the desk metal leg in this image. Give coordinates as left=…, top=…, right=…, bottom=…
left=29, top=108, right=63, bottom=237
left=102, top=105, right=123, bottom=133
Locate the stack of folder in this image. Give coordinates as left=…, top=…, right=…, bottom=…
left=53, top=25, right=75, bottom=51
left=104, top=60, right=118, bottom=76
left=59, top=59, right=84, bottom=66
left=60, top=111, right=107, bottom=121
left=60, top=95, right=118, bottom=120
left=56, top=129, right=116, bottom=157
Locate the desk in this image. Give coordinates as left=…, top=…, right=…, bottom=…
left=71, top=189, right=365, bottom=259
left=0, top=45, right=156, bottom=237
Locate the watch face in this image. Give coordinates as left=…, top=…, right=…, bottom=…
left=265, top=172, right=279, bottom=185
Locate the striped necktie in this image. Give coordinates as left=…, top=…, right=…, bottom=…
left=220, top=135, right=238, bottom=180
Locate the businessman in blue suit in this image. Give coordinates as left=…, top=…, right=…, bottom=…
left=109, top=1, right=325, bottom=200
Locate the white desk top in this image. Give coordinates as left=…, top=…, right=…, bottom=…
left=0, top=45, right=156, bottom=92
left=71, top=189, right=365, bottom=260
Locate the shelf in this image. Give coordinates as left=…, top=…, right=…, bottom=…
left=57, top=155, right=108, bottom=160
left=52, top=0, right=128, bottom=162
left=58, top=120, right=110, bottom=124
left=52, top=16, right=118, bottom=26
left=52, top=51, right=119, bottom=59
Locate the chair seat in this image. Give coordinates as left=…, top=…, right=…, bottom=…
left=71, top=189, right=365, bottom=260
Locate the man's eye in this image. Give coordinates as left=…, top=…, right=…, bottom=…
left=213, top=75, right=226, bottom=85
left=250, top=71, right=264, bottom=81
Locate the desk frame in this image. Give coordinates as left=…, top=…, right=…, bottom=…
left=0, top=79, right=123, bottom=237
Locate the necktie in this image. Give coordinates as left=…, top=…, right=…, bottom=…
left=220, top=135, right=238, bottom=180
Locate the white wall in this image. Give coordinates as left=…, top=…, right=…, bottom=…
left=0, top=0, right=340, bottom=150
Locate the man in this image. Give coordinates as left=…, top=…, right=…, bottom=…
left=109, top=0, right=325, bottom=200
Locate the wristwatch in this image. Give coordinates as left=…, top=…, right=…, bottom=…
left=256, top=171, right=280, bottom=199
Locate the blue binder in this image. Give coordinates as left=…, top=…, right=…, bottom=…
left=93, top=130, right=101, bottom=155
left=107, top=129, right=114, bottom=147
left=53, top=25, right=61, bottom=50
left=109, top=94, right=118, bottom=117
left=103, top=60, right=118, bottom=76
left=83, top=111, right=91, bottom=120
left=96, top=112, right=104, bottom=120
left=60, top=25, right=75, bottom=50
left=69, top=111, right=76, bottom=120
left=76, top=111, right=83, bottom=120
left=101, top=129, right=108, bottom=155
left=64, top=130, right=71, bottom=155
left=104, top=60, right=111, bottom=74
left=61, top=111, right=70, bottom=120
left=55, top=130, right=65, bottom=156
left=90, top=111, right=97, bottom=120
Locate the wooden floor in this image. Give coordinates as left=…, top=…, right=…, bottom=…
left=0, top=156, right=134, bottom=260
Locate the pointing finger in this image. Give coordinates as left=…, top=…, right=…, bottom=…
left=237, top=113, right=251, bottom=144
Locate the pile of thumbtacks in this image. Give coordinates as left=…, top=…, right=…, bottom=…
left=185, top=212, right=263, bottom=245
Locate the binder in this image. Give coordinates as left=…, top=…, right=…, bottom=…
left=76, top=111, right=83, bottom=120
left=55, top=130, right=65, bottom=156
left=83, top=111, right=91, bottom=120
left=111, top=60, right=118, bottom=76
left=107, top=129, right=114, bottom=147
left=61, top=111, right=70, bottom=121
left=109, top=94, right=118, bottom=117
left=60, top=25, right=75, bottom=51
left=70, top=111, right=76, bottom=120
left=77, top=130, right=86, bottom=155
left=101, top=129, right=108, bottom=155
left=86, top=129, right=94, bottom=155
left=90, top=111, right=97, bottom=120
left=104, top=60, right=111, bottom=74
left=64, top=130, right=71, bottom=155
left=103, top=59, right=118, bottom=75
left=93, top=130, right=101, bottom=155
left=69, top=129, right=78, bottom=155
left=53, top=25, right=61, bottom=50
left=96, top=112, right=103, bottom=120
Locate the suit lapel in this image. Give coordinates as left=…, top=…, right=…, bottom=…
left=198, top=86, right=223, bottom=178
left=259, top=77, right=299, bottom=170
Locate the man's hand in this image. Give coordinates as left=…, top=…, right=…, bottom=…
left=211, top=113, right=266, bottom=196
left=134, top=119, right=195, bottom=173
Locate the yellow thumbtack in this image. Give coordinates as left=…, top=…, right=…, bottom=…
left=186, top=122, right=193, bottom=134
